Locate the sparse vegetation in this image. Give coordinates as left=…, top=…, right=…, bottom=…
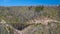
left=35, top=6, right=44, bottom=12
left=0, top=6, right=60, bottom=34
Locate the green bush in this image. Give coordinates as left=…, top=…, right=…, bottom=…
left=35, top=6, right=44, bottom=12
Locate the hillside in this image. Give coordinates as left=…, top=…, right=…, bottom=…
left=0, top=6, right=60, bottom=34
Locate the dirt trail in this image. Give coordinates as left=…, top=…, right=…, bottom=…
left=11, top=17, right=60, bottom=34
left=27, top=17, right=60, bottom=25
left=0, top=17, right=60, bottom=34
